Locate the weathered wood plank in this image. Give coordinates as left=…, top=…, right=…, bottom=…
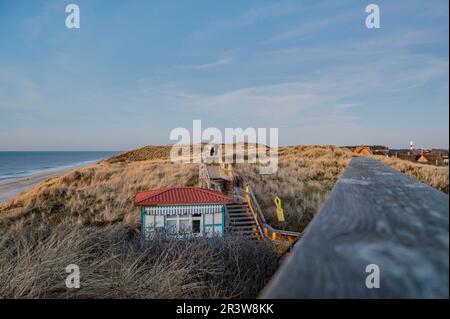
left=261, top=158, right=449, bottom=298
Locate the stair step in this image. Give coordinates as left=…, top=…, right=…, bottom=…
left=228, top=212, right=249, bottom=216
left=230, top=228, right=258, bottom=233
left=230, top=230, right=258, bottom=235
left=229, top=219, right=256, bottom=223
left=230, top=220, right=253, bottom=225
left=230, top=223, right=257, bottom=228
left=230, top=221, right=256, bottom=226
left=227, top=211, right=248, bottom=214
left=230, top=215, right=253, bottom=221
left=230, top=223, right=257, bottom=227
left=228, top=211, right=250, bottom=215
left=230, top=226, right=258, bottom=232
left=229, top=213, right=251, bottom=217
left=230, top=228, right=257, bottom=232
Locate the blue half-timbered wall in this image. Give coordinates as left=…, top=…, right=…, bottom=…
left=141, top=204, right=225, bottom=239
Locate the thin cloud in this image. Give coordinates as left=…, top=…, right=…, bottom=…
left=189, top=1, right=299, bottom=41
left=134, top=44, right=448, bottom=128
left=263, top=11, right=360, bottom=44
left=187, top=57, right=234, bottom=70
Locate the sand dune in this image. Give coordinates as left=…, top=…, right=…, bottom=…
left=0, top=169, right=72, bottom=204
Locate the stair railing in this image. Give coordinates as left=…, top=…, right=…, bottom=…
left=202, top=163, right=301, bottom=252
left=243, top=190, right=265, bottom=240
left=241, top=184, right=301, bottom=250
left=199, top=163, right=210, bottom=188
left=199, top=163, right=222, bottom=192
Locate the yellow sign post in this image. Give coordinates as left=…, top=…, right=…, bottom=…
left=274, top=196, right=285, bottom=222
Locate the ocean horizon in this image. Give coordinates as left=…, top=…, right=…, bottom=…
left=0, top=151, right=120, bottom=181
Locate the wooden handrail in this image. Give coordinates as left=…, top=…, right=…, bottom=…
left=241, top=184, right=301, bottom=248
left=244, top=191, right=266, bottom=240
left=201, top=163, right=300, bottom=248
left=261, top=158, right=449, bottom=298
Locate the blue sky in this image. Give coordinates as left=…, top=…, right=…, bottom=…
left=0, top=0, right=448, bottom=150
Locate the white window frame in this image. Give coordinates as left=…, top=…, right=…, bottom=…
left=164, top=214, right=201, bottom=236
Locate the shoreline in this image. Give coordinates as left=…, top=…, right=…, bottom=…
left=0, top=164, right=90, bottom=204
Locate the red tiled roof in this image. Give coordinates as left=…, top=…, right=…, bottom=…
left=134, top=187, right=233, bottom=206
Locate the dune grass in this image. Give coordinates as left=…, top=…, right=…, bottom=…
left=377, top=155, right=449, bottom=193
left=0, top=224, right=277, bottom=298
left=236, top=145, right=352, bottom=231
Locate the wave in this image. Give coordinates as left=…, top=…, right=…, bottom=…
left=0, top=159, right=101, bottom=181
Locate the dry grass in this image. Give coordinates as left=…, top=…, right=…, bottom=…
left=0, top=161, right=199, bottom=230
left=236, top=145, right=353, bottom=231
left=106, top=145, right=172, bottom=163
left=0, top=224, right=277, bottom=298
left=377, top=156, right=449, bottom=193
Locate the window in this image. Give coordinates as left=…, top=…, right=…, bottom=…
left=214, top=225, right=223, bottom=235
left=179, top=219, right=191, bottom=233
left=155, top=216, right=164, bottom=228
left=166, top=218, right=177, bottom=234
left=204, top=226, right=213, bottom=237
left=145, top=215, right=154, bottom=228
left=214, top=213, right=222, bottom=224
left=145, top=210, right=224, bottom=237
left=204, top=213, right=213, bottom=225
left=192, top=220, right=201, bottom=233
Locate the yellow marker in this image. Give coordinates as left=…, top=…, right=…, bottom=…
left=274, top=196, right=285, bottom=222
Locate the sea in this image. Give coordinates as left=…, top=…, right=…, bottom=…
left=0, top=151, right=120, bottom=181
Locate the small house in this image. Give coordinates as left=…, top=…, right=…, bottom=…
left=134, top=187, right=233, bottom=238
left=415, top=153, right=447, bottom=166
left=416, top=154, right=429, bottom=163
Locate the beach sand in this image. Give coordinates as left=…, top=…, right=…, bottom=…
left=0, top=168, right=72, bottom=204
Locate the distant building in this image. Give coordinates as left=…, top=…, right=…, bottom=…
left=370, top=145, right=389, bottom=156
left=369, top=146, right=449, bottom=166
left=388, top=148, right=422, bottom=157
left=394, top=152, right=448, bottom=166
left=416, top=154, right=428, bottom=163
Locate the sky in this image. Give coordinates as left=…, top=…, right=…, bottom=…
left=0, top=0, right=448, bottom=151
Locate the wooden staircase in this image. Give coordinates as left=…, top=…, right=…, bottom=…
left=226, top=203, right=261, bottom=240
left=199, top=161, right=301, bottom=252
left=199, top=163, right=235, bottom=196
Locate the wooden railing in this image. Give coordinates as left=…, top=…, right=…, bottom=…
left=261, top=158, right=449, bottom=298
left=237, top=184, right=301, bottom=251
left=199, top=163, right=222, bottom=191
